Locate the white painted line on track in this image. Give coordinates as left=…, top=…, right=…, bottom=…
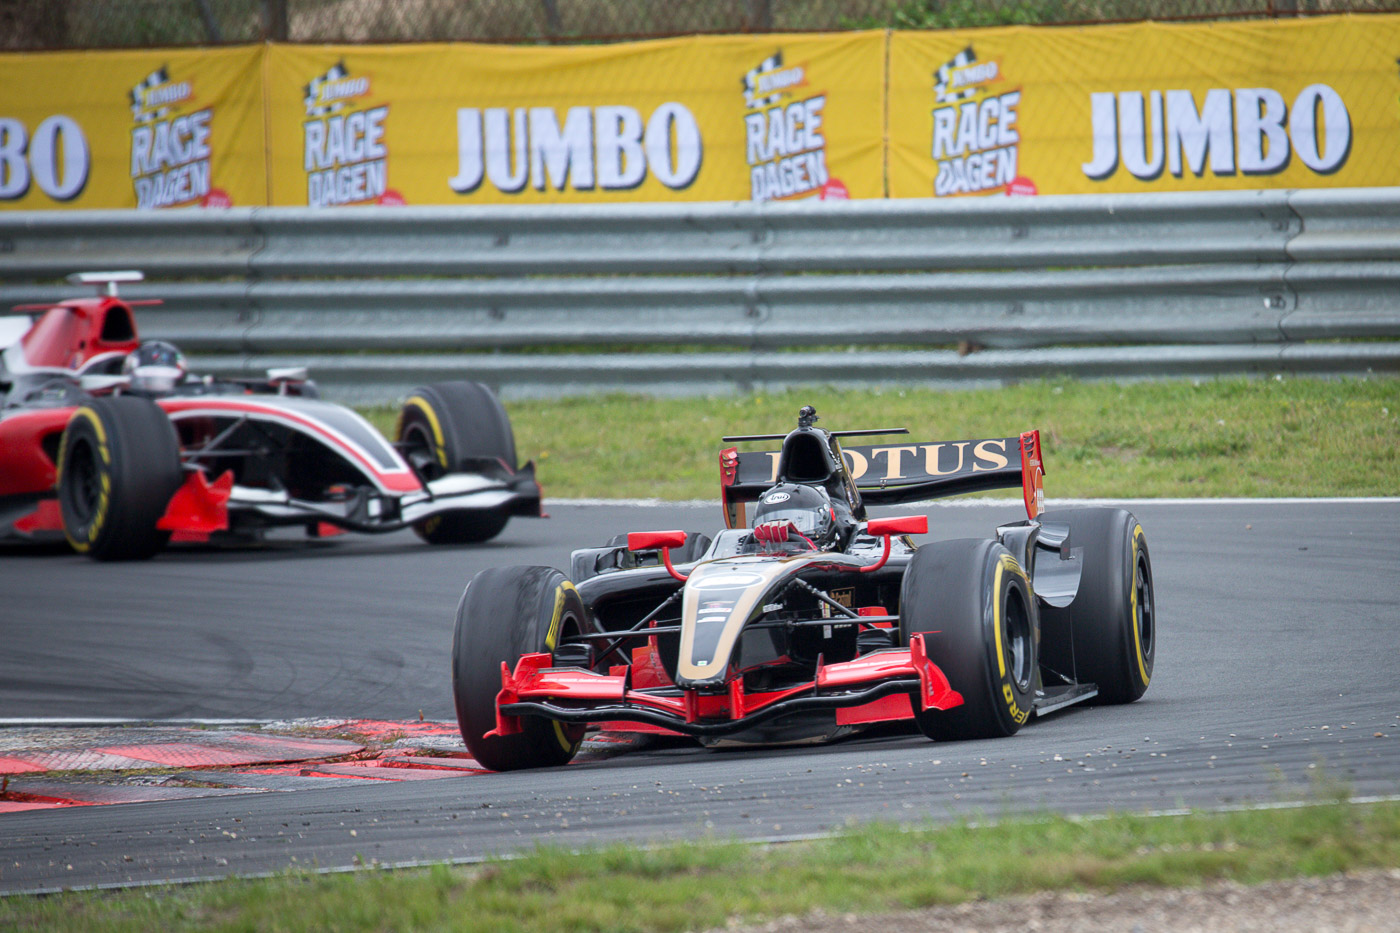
left=0, top=718, right=265, bottom=728
left=10, top=794, right=1399, bottom=897
left=552, top=497, right=1400, bottom=509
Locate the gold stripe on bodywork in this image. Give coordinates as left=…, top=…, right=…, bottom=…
left=676, top=555, right=830, bottom=684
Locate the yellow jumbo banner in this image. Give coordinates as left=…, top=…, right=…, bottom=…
left=264, top=33, right=886, bottom=206
left=4, top=15, right=1399, bottom=210
left=0, top=46, right=265, bottom=209
left=890, top=16, right=1400, bottom=198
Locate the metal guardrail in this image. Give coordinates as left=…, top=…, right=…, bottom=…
left=1, top=189, right=1397, bottom=401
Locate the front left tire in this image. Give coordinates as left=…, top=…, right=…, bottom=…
left=900, top=537, right=1037, bottom=741
left=56, top=396, right=182, bottom=561
left=452, top=565, right=588, bottom=771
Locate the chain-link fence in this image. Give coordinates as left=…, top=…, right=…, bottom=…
left=4, top=0, right=1399, bottom=50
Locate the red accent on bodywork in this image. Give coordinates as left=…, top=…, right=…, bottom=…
left=490, top=641, right=963, bottom=733
left=0, top=408, right=73, bottom=496
left=858, top=606, right=892, bottom=629
left=867, top=515, right=928, bottom=537
left=629, top=645, right=673, bottom=689
left=19, top=299, right=139, bottom=370
left=719, top=446, right=742, bottom=530
left=12, top=499, right=63, bottom=534
left=858, top=534, right=892, bottom=573
left=909, top=633, right=964, bottom=711
left=314, top=522, right=348, bottom=538
left=627, top=530, right=687, bottom=551
left=627, top=530, right=689, bottom=582
left=856, top=515, right=926, bottom=574
left=1020, top=429, right=1044, bottom=520
left=836, top=693, right=914, bottom=726
left=157, top=470, right=232, bottom=534
left=719, top=446, right=739, bottom=486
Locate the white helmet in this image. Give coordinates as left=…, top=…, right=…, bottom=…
left=123, top=340, right=187, bottom=393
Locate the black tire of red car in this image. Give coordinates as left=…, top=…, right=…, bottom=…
left=1038, top=508, right=1154, bottom=705
left=899, top=538, right=1036, bottom=741
left=55, top=395, right=183, bottom=561
left=452, top=565, right=588, bottom=771
left=396, top=381, right=518, bottom=544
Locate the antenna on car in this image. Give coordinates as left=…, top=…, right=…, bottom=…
left=66, top=270, right=145, bottom=298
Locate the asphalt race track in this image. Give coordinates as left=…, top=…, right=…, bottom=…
left=2, top=498, right=1398, bottom=894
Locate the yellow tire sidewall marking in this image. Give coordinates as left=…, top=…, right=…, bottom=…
left=545, top=581, right=581, bottom=752
left=57, top=408, right=112, bottom=553
left=1130, top=524, right=1151, bottom=687
left=993, top=554, right=1030, bottom=724
left=404, top=396, right=448, bottom=470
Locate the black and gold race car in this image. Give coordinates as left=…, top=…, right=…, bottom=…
left=451, top=406, right=1155, bottom=771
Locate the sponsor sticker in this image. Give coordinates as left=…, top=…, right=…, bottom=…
left=930, top=46, right=1028, bottom=198
left=742, top=50, right=845, bottom=202
left=129, top=65, right=228, bottom=209
left=302, top=61, right=401, bottom=206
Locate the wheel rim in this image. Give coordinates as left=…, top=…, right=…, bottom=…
left=401, top=420, right=443, bottom=481
left=1135, top=551, right=1155, bottom=661
left=1003, top=591, right=1033, bottom=691
left=65, top=437, right=102, bottom=525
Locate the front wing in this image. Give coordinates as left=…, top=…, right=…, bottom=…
left=487, top=635, right=962, bottom=740
left=158, top=463, right=542, bottom=538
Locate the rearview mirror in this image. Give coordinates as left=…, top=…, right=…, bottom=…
left=866, top=515, right=927, bottom=537
left=627, top=530, right=687, bottom=552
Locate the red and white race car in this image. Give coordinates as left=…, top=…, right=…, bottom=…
left=0, top=271, right=540, bottom=559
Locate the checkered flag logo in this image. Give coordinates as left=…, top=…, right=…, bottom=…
left=934, top=46, right=979, bottom=104
left=743, top=51, right=784, bottom=111
left=130, top=66, right=172, bottom=123
left=304, top=61, right=350, bottom=117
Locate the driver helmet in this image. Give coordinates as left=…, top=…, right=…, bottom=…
left=751, top=483, right=838, bottom=550
left=123, top=340, right=187, bottom=394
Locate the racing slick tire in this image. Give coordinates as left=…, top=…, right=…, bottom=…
left=1038, top=508, right=1154, bottom=705
left=900, top=538, right=1036, bottom=741
left=397, top=381, right=518, bottom=544
left=452, top=565, right=588, bottom=771
left=56, top=396, right=182, bottom=561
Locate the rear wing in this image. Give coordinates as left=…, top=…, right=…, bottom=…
left=720, top=430, right=1044, bottom=526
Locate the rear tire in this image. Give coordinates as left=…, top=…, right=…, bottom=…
left=397, top=381, right=517, bottom=544
left=56, top=396, right=182, bottom=561
left=452, top=565, right=587, bottom=771
left=1039, top=508, right=1154, bottom=704
left=900, top=538, right=1036, bottom=741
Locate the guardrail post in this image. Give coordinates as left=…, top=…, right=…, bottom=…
left=262, top=0, right=288, bottom=41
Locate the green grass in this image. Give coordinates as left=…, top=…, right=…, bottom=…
left=364, top=377, right=1399, bottom=501
left=4, top=800, right=1398, bottom=931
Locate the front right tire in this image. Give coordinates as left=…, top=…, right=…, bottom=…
left=397, top=381, right=519, bottom=544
